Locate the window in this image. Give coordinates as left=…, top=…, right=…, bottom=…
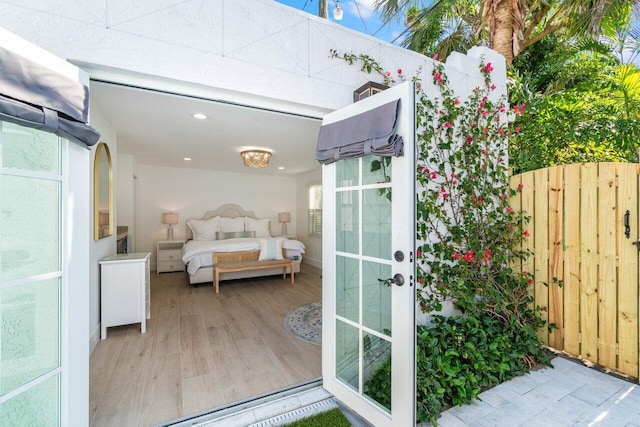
left=308, top=184, right=322, bottom=236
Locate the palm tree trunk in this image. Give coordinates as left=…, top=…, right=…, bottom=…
left=484, top=0, right=515, bottom=65
left=319, top=0, right=328, bottom=18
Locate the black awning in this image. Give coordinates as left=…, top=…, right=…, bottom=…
left=0, top=46, right=100, bottom=148
left=316, top=98, right=403, bottom=164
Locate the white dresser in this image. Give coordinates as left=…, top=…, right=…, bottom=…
left=157, top=240, right=185, bottom=273
left=99, top=252, right=151, bottom=339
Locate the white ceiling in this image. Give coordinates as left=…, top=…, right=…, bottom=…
left=90, top=81, right=323, bottom=176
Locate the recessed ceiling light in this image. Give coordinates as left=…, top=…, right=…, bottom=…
left=192, top=113, right=207, bottom=120
left=278, top=166, right=285, bottom=170
left=183, top=157, right=192, bottom=161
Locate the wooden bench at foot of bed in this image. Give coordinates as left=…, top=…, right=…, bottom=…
left=212, top=250, right=294, bottom=293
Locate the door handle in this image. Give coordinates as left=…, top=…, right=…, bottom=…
left=625, top=210, right=630, bottom=239
left=378, top=274, right=405, bottom=287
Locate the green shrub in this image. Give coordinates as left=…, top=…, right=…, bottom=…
left=416, top=315, right=550, bottom=424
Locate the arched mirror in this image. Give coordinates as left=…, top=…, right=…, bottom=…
left=94, top=142, right=113, bottom=240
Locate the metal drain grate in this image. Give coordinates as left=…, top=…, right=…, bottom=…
left=249, top=397, right=339, bottom=427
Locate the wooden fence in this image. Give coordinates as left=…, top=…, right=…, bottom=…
left=510, top=163, right=640, bottom=380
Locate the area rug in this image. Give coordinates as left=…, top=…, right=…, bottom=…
left=284, top=301, right=322, bottom=346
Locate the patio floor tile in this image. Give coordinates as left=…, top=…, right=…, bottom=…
left=570, top=377, right=623, bottom=406
left=473, top=401, right=544, bottom=427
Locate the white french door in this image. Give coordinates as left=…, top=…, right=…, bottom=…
left=322, top=82, right=416, bottom=426
left=0, top=30, right=91, bottom=426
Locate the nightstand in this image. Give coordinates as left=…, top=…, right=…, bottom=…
left=157, top=240, right=185, bottom=273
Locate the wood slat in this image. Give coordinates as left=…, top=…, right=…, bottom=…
left=509, top=175, right=523, bottom=274
left=598, top=163, right=618, bottom=368
left=548, top=166, right=564, bottom=349
left=562, top=164, right=581, bottom=356
left=616, top=163, right=639, bottom=377
left=580, top=163, right=599, bottom=362
left=534, top=168, right=550, bottom=343
left=521, top=172, right=536, bottom=311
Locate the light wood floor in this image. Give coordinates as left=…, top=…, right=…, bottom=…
left=90, top=263, right=322, bottom=427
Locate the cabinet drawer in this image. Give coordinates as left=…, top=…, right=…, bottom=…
left=158, top=260, right=184, bottom=273
left=158, top=250, right=182, bottom=262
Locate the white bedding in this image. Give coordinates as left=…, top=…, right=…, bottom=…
left=182, top=238, right=306, bottom=275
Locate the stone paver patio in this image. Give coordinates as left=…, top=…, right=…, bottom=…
left=434, top=357, right=640, bottom=426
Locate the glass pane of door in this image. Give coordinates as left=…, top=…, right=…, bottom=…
left=334, top=155, right=393, bottom=414
left=0, top=122, right=62, bottom=425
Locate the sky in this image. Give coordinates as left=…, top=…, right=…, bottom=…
left=274, top=0, right=406, bottom=45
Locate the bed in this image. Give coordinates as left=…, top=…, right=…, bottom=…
left=182, top=204, right=305, bottom=286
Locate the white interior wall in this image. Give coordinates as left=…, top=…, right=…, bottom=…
left=295, top=169, right=322, bottom=268
left=88, top=102, right=118, bottom=351
left=135, top=165, right=297, bottom=270
left=116, top=153, right=137, bottom=252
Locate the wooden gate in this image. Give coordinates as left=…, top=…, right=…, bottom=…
left=510, top=162, right=640, bottom=380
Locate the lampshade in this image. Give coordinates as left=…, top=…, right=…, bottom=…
left=162, top=212, right=179, bottom=225
left=241, top=150, right=272, bottom=168
left=278, top=212, right=291, bottom=223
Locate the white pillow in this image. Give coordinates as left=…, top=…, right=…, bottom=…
left=258, top=237, right=284, bottom=261
left=187, top=216, right=220, bottom=241
left=219, top=217, right=245, bottom=232
left=245, top=217, right=271, bottom=238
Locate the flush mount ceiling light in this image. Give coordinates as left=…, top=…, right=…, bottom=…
left=240, top=150, right=272, bottom=168
left=192, top=113, right=207, bottom=120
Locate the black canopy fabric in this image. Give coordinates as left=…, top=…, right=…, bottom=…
left=0, top=46, right=100, bottom=148
left=315, top=98, right=403, bottom=164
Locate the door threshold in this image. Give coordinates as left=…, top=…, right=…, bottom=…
left=156, top=379, right=331, bottom=426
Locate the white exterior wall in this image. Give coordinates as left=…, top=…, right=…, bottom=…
left=0, top=0, right=432, bottom=115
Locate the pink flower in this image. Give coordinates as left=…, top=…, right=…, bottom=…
left=482, top=248, right=492, bottom=264
left=416, top=83, right=422, bottom=90
left=452, top=179, right=458, bottom=185
left=397, top=68, right=402, bottom=75
left=434, top=72, right=443, bottom=83
left=484, top=63, right=494, bottom=73
left=491, top=84, right=496, bottom=90
left=523, top=230, right=530, bottom=237
left=515, top=126, right=521, bottom=133
left=518, top=183, right=524, bottom=192
left=450, top=172, right=456, bottom=178
left=433, top=53, right=439, bottom=60
left=498, top=157, right=504, bottom=163
left=499, top=106, right=506, bottom=113
left=506, top=207, right=513, bottom=213
left=462, top=251, right=474, bottom=262
left=522, top=271, right=528, bottom=276
left=454, top=99, right=460, bottom=105
left=452, top=252, right=460, bottom=260
left=481, top=164, right=486, bottom=169
left=528, top=278, right=534, bottom=285
left=444, top=122, right=452, bottom=128
left=541, top=306, right=548, bottom=312
left=430, top=172, right=437, bottom=179
left=416, top=249, right=422, bottom=257
left=385, top=71, right=391, bottom=77
left=481, top=149, right=487, bottom=155
left=498, top=128, right=505, bottom=135
left=482, top=111, right=488, bottom=117
left=483, top=128, right=488, bottom=133
left=466, top=136, right=473, bottom=144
